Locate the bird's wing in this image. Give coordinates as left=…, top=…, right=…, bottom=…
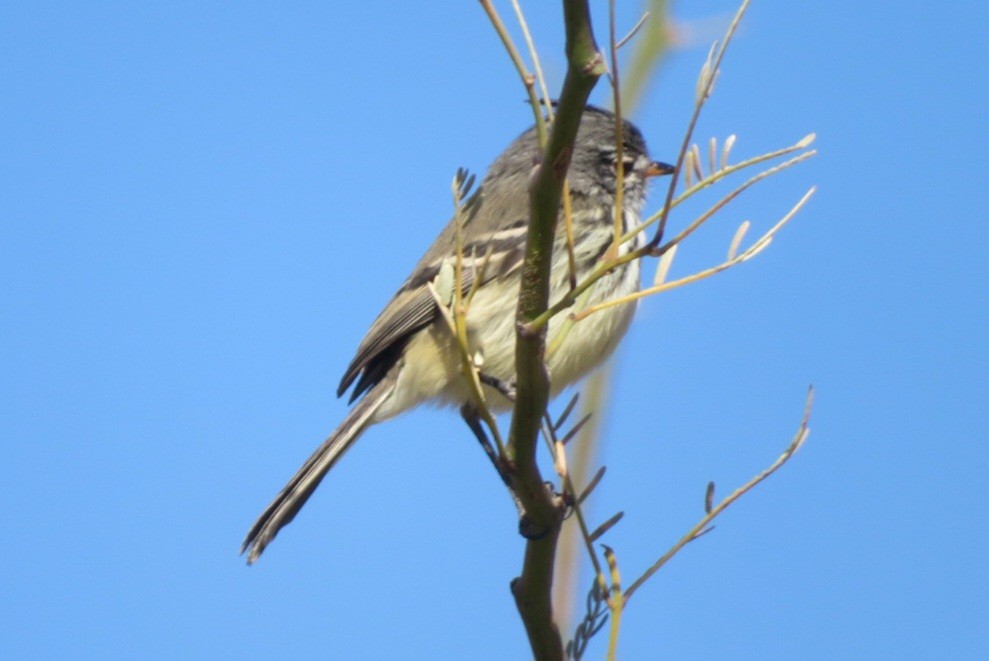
left=336, top=263, right=472, bottom=402
left=337, top=173, right=532, bottom=402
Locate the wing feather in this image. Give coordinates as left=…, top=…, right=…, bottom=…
left=337, top=174, right=531, bottom=402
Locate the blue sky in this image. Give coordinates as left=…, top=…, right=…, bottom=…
left=2, top=1, right=986, bottom=659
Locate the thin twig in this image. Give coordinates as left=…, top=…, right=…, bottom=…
left=649, top=0, right=752, bottom=250
left=506, top=0, right=578, bottom=289
left=574, top=186, right=815, bottom=320
left=541, top=412, right=607, bottom=588
left=627, top=133, right=816, bottom=243
left=478, top=0, right=548, bottom=146
left=525, top=135, right=816, bottom=334
left=609, top=0, right=626, bottom=246
left=603, top=545, right=624, bottom=661
left=510, top=0, right=554, bottom=120
left=423, top=176, right=506, bottom=455
left=616, top=11, right=650, bottom=50
left=642, top=150, right=817, bottom=256
left=623, top=386, right=814, bottom=601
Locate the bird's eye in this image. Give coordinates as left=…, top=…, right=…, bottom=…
left=599, top=149, right=639, bottom=176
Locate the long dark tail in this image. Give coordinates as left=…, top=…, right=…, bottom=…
left=241, top=380, right=394, bottom=564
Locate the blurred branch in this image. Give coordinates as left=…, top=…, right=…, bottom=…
left=622, top=0, right=671, bottom=114
left=558, top=1, right=672, bottom=650
left=477, top=1, right=815, bottom=658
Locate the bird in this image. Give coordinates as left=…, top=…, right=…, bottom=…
left=242, top=106, right=673, bottom=563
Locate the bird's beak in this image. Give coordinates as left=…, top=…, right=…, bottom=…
left=644, top=161, right=676, bottom=178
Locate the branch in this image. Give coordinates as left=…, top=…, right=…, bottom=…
left=649, top=0, right=752, bottom=249
left=478, top=0, right=548, bottom=145
left=574, top=186, right=816, bottom=320
left=623, top=386, right=814, bottom=601
left=523, top=136, right=816, bottom=334
left=505, top=1, right=605, bottom=659
left=622, top=0, right=672, bottom=114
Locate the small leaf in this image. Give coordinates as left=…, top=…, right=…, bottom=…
left=721, top=134, right=736, bottom=170
left=653, top=244, right=678, bottom=286
left=589, top=511, right=624, bottom=543
left=707, top=68, right=721, bottom=97
left=433, top=260, right=455, bottom=306
left=695, top=41, right=719, bottom=104
left=577, top=466, right=607, bottom=506
left=553, top=392, right=581, bottom=431
left=796, top=133, right=817, bottom=149
left=705, top=481, right=716, bottom=514
left=454, top=167, right=476, bottom=200
left=690, top=143, right=704, bottom=182
left=560, top=413, right=593, bottom=446
left=695, top=62, right=711, bottom=104
left=727, top=220, right=751, bottom=261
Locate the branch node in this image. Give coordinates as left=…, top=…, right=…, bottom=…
left=582, top=52, right=607, bottom=76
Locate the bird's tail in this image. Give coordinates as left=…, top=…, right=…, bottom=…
left=241, top=380, right=394, bottom=564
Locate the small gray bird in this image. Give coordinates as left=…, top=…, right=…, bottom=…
left=242, top=107, right=672, bottom=563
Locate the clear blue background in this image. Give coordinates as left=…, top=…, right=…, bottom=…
left=3, top=1, right=986, bottom=659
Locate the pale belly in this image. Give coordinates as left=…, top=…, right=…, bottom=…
left=375, top=207, right=646, bottom=420
left=376, top=253, right=640, bottom=418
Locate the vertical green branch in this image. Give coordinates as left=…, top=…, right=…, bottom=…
left=506, top=2, right=605, bottom=659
